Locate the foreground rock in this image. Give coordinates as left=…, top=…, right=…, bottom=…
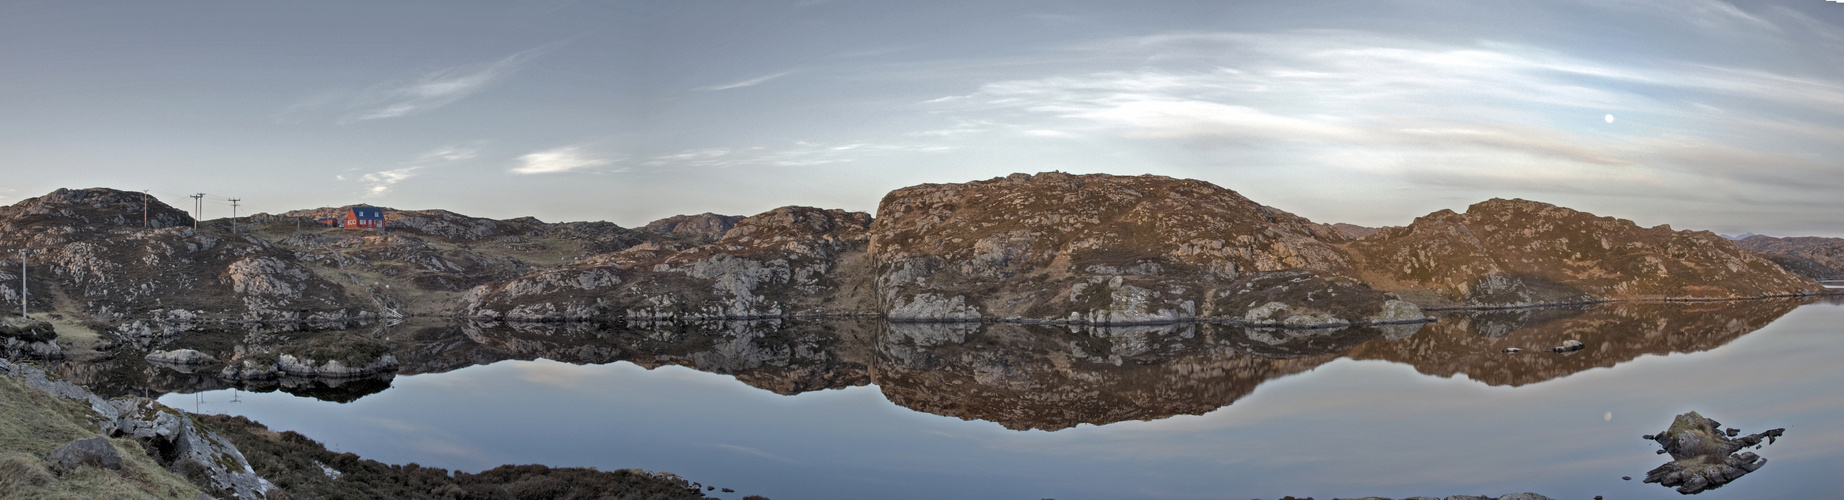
left=1643, top=411, right=1785, bottom=494
left=47, top=436, right=124, bottom=472
left=1, top=357, right=276, bottom=498
left=1, top=317, right=62, bottom=359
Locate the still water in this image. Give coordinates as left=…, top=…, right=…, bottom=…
left=162, top=299, right=1844, bottom=499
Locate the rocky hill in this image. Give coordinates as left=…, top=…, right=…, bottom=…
left=0, top=189, right=361, bottom=324
left=1344, top=199, right=1819, bottom=308
left=0, top=178, right=1827, bottom=329
left=868, top=172, right=1424, bottom=326
left=1734, top=235, right=1844, bottom=280
left=462, top=206, right=878, bottom=321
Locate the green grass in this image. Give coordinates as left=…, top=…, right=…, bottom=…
left=0, top=370, right=202, bottom=499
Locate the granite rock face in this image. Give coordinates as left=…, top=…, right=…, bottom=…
left=867, top=172, right=1404, bottom=326
left=1643, top=411, right=1785, bottom=494
left=1346, top=199, right=1820, bottom=308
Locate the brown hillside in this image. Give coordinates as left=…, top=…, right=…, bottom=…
left=1346, top=199, right=1819, bottom=308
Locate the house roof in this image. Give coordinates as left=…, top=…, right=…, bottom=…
left=348, top=207, right=384, bottom=219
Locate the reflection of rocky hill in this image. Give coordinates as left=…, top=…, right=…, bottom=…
left=57, top=298, right=1816, bottom=429
left=388, top=319, right=875, bottom=396
left=872, top=322, right=1356, bottom=430
left=1345, top=299, right=1804, bottom=387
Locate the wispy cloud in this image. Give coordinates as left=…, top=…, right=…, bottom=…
left=360, top=167, right=422, bottom=196
left=354, top=145, right=482, bottom=196
left=281, top=44, right=557, bottom=124
left=918, top=29, right=1844, bottom=205
left=348, top=47, right=550, bottom=122
left=694, top=71, right=793, bottom=91
left=512, top=146, right=616, bottom=174
left=638, top=140, right=952, bottom=170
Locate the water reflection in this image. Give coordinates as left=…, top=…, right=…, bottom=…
left=89, top=298, right=1813, bottom=429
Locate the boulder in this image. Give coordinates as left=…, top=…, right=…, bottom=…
left=1548, top=339, right=1584, bottom=352
left=48, top=436, right=123, bottom=472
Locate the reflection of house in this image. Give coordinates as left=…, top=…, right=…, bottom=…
left=343, top=206, right=385, bottom=229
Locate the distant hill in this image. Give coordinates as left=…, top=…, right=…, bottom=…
left=1331, top=223, right=1381, bottom=239
left=1735, top=235, right=1844, bottom=280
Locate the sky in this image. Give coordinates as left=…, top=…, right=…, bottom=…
left=2, top=0, right=1841, bottom=236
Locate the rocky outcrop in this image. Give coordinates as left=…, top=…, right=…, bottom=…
left=275, top=352, right=399, bottom=378
left=642, top=213, right=744, bottom=241
left=1735, top=235, right=1844, bottom=280
left=1, top=357, right=276, bottom=499
left=146, top=348, right=214, bottom=366
left=0, top=188, right=359, bottom=323
left=464, top=206, right=878, bottom=321
left=868, top=172, right=1403, bottom=326
left=1643, top=411, right=1784, bottom=494
left=1346, top=199, right=1821, bottom=308
left=0, top=317, right=61, bottom=359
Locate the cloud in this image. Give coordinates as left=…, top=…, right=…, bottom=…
left=694, top=71, right=793, bottom=91
left=918, top=29, right=1844, bottom=205
left=348, top=47, right=547, bottom=121
left=280, top=44, right=556, bottom=124
left=354, top=145, right=481, bottom=196
left=638, top=140, right=952, bottom=170
left=417, top=146, right=479, bottom=162
left=360, top=167, right=422, bottom=196
left=512, top=146, right=615, bottom=174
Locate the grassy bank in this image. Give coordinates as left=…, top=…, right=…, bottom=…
left=0, top=373, right=203, bottom=499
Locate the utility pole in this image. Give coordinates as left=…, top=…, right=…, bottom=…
left=142, top=190, right=149, bottom=228
left=190, top=193, right=205, bottom=229
left=5, top=249, right=38, bottom=318
left=229, top=198, right=242, bottom=233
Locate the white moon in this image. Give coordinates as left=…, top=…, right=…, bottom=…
left=1605, top=412, right=1614, bottom=421
left=1605, top=114, right=1616, bottom=123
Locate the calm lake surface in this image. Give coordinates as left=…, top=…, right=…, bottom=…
left=161, top=299, right=1844, bottom=499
